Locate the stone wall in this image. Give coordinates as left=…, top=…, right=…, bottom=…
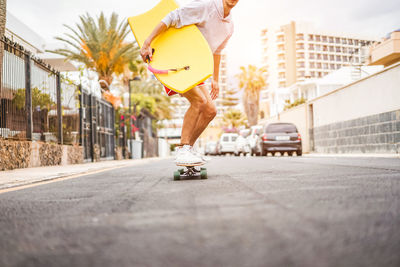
left=314, top=110, right=400, bottom=154
left=0, top=140, right=31, bottom=171
left=0, top=140, right=84, bottom=171
left=39, top=143, right=63, bottom=166
left=67, top=145, right=84, bottom=164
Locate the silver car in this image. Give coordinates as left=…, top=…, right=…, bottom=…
left=234, top=129, right=251, bottom=156
left=247, top=125, right=263, bottom=156
left=204, top=141, right=218, bottom=155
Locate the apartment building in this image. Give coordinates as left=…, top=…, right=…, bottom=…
left=260, top=21, right=377, bottom=117
left=158, top=53, right=229, bottom=144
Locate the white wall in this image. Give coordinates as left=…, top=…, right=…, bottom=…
left=312, top=63, right=400, bottom=128
left=260, top=62, right=400, bottom=154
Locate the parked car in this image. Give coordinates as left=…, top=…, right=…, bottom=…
left=247, top=125, right=263, bottom=156
left=204, top=141, right=218, bottom=155
left=234, top=129, right=251, bottom=156
left=218, top=133, right=238, bottom=155
left=255, top=122, right=302, bottom=156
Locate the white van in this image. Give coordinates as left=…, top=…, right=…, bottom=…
left=218, top=133, right=238, bottom=155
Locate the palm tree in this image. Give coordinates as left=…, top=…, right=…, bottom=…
left=129, top=79, right=173, bottom=120
left=236, top=65, right=267, bottom=126
left=0, top=0, right=7, bottom=91
left=222, top=109, right=247, bottom=130
left=49, top=12, right=139, bottom=90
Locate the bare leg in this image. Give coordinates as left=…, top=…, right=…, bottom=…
left=180, top=86, right=208, bottom=145
left=189, top=85, right=217, bottom=146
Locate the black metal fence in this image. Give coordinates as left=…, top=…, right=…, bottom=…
left=1, top=36, right=62, bottom=142
left=1, top=36, right=115, bottom=161
left=80, top=88, right=115, bottom=161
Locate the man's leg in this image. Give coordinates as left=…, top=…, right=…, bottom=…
left=180, top=86, right=208, bottom=145
left=189, top=85, right=217, bottom=146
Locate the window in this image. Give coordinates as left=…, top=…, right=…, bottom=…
left=336, top=55, right=341, bottom=61
left=298, top=62, right=305, bottom=68
left=318, top=72, right=322, bottom=77
left=336, top=47, right=341, bottom=53
left=317, top=62, right=322, bottom=68
left=330, top=55, right=335, bottom=61
left=277, top=36, right=284, bottom=42
left=316, top=44, right=321, bottom=51
left=297, top=33, right=304, bottom=40
left=354, top=40, right=359, bottom=46
left=278, top=63, right=285, bottom=69
left=298, top=52, right=305, bottom=59
left=316, top=35, right=321, bottom=42
left=322, top=36, right=327, bottom=42
left=329, top=37, right=334, bottom=43
left=323, top=45, right=328, bottom=52
left=279, top=81, right=285, bottom=88
left=343, top=56, right=348, bottom=62
left=342, top=47, right=347, bottom=53
left=308, top=34, right=314, bottom=41
left=317, top=54, right=322, bottom=60
left=309, top=53, right=315, bottom=59
left=266, top=123, right=298, bottom=133
left=310, top=71, right=315, bottom=77
left=310, top=62, right=315, bottom=68
left=323, top=63, right=328, bottom=69
left=323, top=54, right=328, bottom=60
left=330, top=64, right=335, bottom=69
left=355, top=57, right=359, bottom=63
left=342, top=38, right=347, bottom=44
left=299, top=71, right=305, bottom=77
left=297, top=44, right=304, bottom=50
left=309, top=44, right=314, bottom=50
left=329, top=46, right=334, bottom=52
left=349, top=39, right=353, bottom=45
left=335, top=37, right=340, bottom=44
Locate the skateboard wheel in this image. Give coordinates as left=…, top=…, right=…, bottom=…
left=173, top=171, right=181, bottom=181
left=200, top=170, right=207, bottom=179
left=178, top=168, right=184, bottom=174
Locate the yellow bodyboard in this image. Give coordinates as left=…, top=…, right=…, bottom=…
left=128, top=0, right=214, bottom=94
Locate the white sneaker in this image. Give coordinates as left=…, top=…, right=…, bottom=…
left=174, top=145, right=205, bottom=165
left=191, top=147, right=211, bottom=162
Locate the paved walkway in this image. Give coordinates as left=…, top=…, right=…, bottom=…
left=1, top=156, right=399, bottom=266
left=0, top=153, right=398, bottom=191
left=0, top=158, right=168, bottom=190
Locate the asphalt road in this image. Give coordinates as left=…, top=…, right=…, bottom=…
left=1, top=155, right=399, bottom=267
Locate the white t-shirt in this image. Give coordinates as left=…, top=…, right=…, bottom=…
left=161, top=0, right=234, bottom=55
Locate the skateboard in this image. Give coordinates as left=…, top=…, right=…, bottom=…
left=174, top=163, right=207, bottom=181
left=127, top=0, right=213, bottom=94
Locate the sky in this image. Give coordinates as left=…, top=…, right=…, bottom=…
left=7, top=0, right=400, bottom=79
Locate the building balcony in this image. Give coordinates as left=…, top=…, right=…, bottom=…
left=368, top=31, right=400, bottom=67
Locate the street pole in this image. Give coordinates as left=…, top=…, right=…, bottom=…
left=128, top=77, right=140, bottom=157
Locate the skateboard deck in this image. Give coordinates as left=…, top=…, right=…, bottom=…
left=127, top=0, right=214, bottom=94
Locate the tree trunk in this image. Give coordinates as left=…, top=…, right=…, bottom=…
left=0, top=0, right=7, bottom=95
left=243, top=90, right=260, bottom=126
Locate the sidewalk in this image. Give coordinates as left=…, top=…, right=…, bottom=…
left=306, top=153, right=400, bottom=158
left=0, top=157, right=169, bottom=191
